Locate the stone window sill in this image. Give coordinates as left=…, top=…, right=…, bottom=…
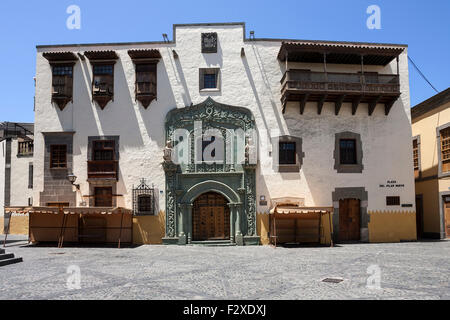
left=276, top=164, right=300, bottom=173
left=335, top=164, right=363, bottom=174
left=200, top=88, right=220, bottom=93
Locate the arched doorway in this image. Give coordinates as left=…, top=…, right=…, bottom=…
left=192, top=192, right=230, bottom=241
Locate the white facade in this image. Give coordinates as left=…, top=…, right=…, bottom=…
left=33, top=23, right=416, bottom=243
left=0, top=133, right=34, bottom=231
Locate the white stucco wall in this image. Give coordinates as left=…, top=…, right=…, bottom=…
left=10, top=139, right=33, bottom=207
left=34, top=24, right=415, bottom=213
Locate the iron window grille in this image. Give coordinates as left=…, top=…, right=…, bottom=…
left=133, top=179, right=156, bottom=216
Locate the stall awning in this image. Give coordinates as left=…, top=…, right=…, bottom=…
left=269, top=197, right=332, bottom=215
left=270, top=206, right=330, bottom=215
left=5, top=207, right=132, bottom=215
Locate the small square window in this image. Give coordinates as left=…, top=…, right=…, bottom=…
left=199, top=68, right=220, bottom=91
left=386, top=196, right=400, bottom=206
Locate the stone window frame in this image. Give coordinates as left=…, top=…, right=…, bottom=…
left=412, top=135, right=421, bottom=180
left=334, top=132, right=364, bottom=173
left=438, top=191, right=450, bottom=239
left=271, top=135, right=304, bottom=173
left=199, top=68, right=221, bottom=92
left=436, top=122, right=450, bottom=178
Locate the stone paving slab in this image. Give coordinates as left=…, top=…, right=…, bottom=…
left=0, top=235, right=449, bottom=300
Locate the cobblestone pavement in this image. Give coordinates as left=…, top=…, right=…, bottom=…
left=0, top=235, right=449, bottom=300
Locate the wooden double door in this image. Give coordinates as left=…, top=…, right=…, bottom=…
left=193, top=192, right=230, bottom=241
left=339, top=199, right=361, bottom=241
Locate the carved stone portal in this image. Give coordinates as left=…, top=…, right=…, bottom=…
left=162, top=97, right=259, bottom=246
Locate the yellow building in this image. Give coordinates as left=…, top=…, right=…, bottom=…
left=412, top=88, right=450, bottom=239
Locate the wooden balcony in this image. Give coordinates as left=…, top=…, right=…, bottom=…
left=87, top=160, right=118, bottom=180
left=18, top=141, right=33, bottom=156
left=281, top=70, right=401, bottom=116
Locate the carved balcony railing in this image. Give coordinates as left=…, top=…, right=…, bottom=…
left=281, top=70, right=401, bottom=115
left=18, top=141, right=34, bottom=156
left=87, top=160, right=118, bottom=180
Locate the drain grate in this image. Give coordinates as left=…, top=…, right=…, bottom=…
left=322, top=277, right=344, bottom=283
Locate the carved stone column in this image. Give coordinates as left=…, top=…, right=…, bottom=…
left=178, top=203, right=189, bottom=245
left=162, top=161, right=179, bottom=244
left=235, top=203, right=244, bottom=246
left=228, top=203, right=236, bottom=243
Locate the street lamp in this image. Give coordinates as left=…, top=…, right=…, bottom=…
left=67, top=173, right=80, bottom=189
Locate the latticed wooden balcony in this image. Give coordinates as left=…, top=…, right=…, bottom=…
left=278, top=41, right=405, bottom=116
left=281, top=70, right=401, bottom=115
left=87, top=160, right=118, bottom=180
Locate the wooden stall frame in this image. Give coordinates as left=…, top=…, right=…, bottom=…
left=269, top=206, right=333, bottom=248
left=4, top=206, right=133, bottom=249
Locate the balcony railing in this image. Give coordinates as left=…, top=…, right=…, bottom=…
left=87, top=160, right=118, bottom=180
left=18, top=141, right=33, bottom=156
left=281, top=70, right=400, bottom=95
left=281, top=70, right=401, bottom=115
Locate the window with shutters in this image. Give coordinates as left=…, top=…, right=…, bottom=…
left=93, top=140, right=115, bottom=161
left=136, top=64, right=157, bottom=96
left=51, top=64, right=74, bottom=110
left=134, top=63, right=157, bottom=108
left=93, top=64, right=114, bottom=97
left=441, top=127, right=450, bottom=173
left=50, top=145, right=67, bottom=168
left=94, top=187, right=113, bottom=207
left=413, top=137, right=420, bottom=179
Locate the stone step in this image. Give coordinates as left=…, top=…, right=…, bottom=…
left=0, top=253, right=15, bottom=261
left=0, top=257, right=23, bottom=267
left=190, top=240, right=237, bottom=247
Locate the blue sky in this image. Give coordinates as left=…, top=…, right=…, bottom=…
left=0, top=0, right=448, bottom=123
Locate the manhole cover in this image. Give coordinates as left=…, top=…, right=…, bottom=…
left=322, top=277, right=344, bottom=283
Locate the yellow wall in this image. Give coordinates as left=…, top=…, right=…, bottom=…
left=368, top=211, right=416, bottom=243
left=2, top=215, right=29, bottom=235
left=416, top=179, right=440, bottom=234
left=133, top=211, right=165, bottom=244
left=412, top=100, right=450, bottom=237
left=320, top=212, right=333, bottom=246
left=256, top=213, right=270, bottom=245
